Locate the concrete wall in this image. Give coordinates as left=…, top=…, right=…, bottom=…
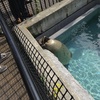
left=20, top=0, right=96, bottom=37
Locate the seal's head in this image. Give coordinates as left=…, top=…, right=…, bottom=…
left=38, top=36, right=50, bottom=48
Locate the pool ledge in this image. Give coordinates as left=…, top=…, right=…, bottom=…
left=50, top=5, right=100, bottom=39
left=17, top=0, right=96, bottom=38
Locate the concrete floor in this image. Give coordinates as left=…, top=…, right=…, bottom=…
left=0, top=36, right=29, bottom=100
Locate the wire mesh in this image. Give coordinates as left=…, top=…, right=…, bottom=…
left=11, top=31, right=54, bottom=100
left=0, top=0, right=75, bottom=99
left=14, top=25, right=75, bottom=100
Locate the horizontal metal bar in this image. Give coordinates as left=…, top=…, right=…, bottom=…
left=0, top=11, right=42, bottom=100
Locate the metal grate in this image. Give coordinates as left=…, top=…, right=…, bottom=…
left=0, top=0, right=75, bottom=99
left=0, top=36, right=29, bottom=100
left=14, top=26, right=75, bottom=100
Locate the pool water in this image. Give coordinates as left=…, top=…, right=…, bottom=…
left=57, top=10, right=100, bottom=100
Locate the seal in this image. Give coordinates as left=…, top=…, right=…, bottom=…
left=38, top=36, right=72, bottom=65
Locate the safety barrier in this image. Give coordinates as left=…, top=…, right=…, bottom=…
left=0, top=0, right=62, bottom=26
left=14, top=25, right=75, bottom=100
left=0, top=0, right=75, bottom=99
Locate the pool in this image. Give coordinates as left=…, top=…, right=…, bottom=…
left=50, top=5, right=100, bottom=100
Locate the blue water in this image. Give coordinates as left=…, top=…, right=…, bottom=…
left=57, top=13, right=100, bottom=100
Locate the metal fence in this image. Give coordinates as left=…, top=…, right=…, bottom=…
left=14, top=25, right=75, bottom=100
left=0, top=0, right=62, bottom=27
left=0, top=0, right=75, bottom=100
left=0, top=12, right=50, bottom=100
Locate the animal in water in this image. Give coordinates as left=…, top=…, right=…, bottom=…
left=38, top=36, right=72, bottom=65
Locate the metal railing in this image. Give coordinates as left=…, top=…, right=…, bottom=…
left=0, top=0, right=75, bottom=100
left=0, top=0, right=62, bottom=27
left=0, top=11, right=44, bottom=100
left=14, top=25, right=75, bottom=100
